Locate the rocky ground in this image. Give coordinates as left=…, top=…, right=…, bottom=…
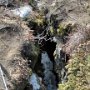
left=0, top=0, right=90, bottom=90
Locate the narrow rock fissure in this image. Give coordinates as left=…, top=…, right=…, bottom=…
left=23, top=39, right=59, bottom=90
left=23, top=37, right=69, bottom=90
left=22, top=15, right=70, bottom=90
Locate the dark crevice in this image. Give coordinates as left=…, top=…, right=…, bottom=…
left=22, top=14, right=71, bottom=90
left=27, top=19, right=48, bottom=36
left=40, top=40, right=56, bottom=62
left=40, top=40, right=59, bottom=86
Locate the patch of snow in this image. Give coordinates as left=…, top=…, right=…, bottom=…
left=29, top=73, right=40, bottom=90
left=11, top=5, right=32, bottom=18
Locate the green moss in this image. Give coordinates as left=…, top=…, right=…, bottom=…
left=29, top=68, right=32, bottom=75
left=57, top=24, right=65, bottom=36
left=58, top=51, right=90, bottom=90
left=49, top=26, right=55, bottom=35
left=29, top=0, right=35, bottom=6
left=56, top=23, right=72, bottom=37
left=34, top=14, right=45, bottom=26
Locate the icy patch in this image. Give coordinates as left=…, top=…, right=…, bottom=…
left=29, top=73, right=40, bottom=90
left=41, top=52, right=57, bottom=90
left=41, top=52, right=53, bottom=70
